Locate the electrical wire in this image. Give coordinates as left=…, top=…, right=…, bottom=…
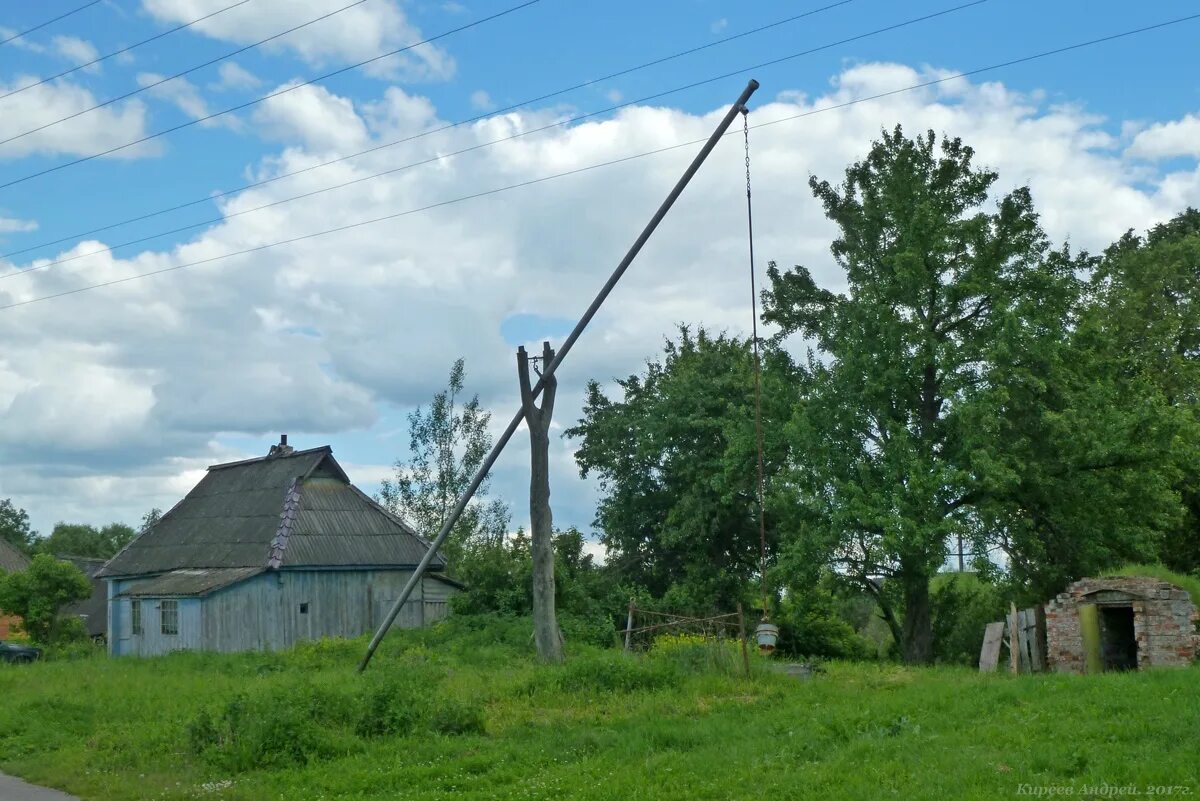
left=2, top=0, right=977, bottom=279
left=0, top=0, right=542, bottom=189
left=1, top=0, right=856, bottom=262
left=1, top=0, right=254, bottom=101
left=2, top=12, right=1197, bottom=312
left=0, top=0, right=102, bottom=47
left=0, top=0, right=369, bottom=149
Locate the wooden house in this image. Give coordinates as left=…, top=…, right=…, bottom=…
left=97, top=438, right=460, bottom=657
left=59, top=555, right=108, bottom=640
left=0, top=538, right=31, bottom=638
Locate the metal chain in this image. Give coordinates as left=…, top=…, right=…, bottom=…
left=744, top=110, right=752, bottom=197
left=742, top=106, right=770, bottom=621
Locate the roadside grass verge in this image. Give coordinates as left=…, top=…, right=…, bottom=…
left=1, top=616, right=1197, bottom=800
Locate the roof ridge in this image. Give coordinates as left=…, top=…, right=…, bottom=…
left=266, top=478, right=303, bottom=569
left=208, top=445, right=332, bottom=472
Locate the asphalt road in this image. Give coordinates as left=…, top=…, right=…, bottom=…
left=0, top=773, right=80, bottom=801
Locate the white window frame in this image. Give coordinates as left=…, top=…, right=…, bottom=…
left=160, top=599, right=179, bottom=636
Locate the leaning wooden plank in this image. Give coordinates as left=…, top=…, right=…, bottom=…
left=979, top=621, right=1005, bottom=672
left=1016, top=609, right=1031, bottom=673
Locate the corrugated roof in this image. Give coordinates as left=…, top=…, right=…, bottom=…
left=116, top=567, right=265, bottom=597
left=98, top=446, right=442, bottom=579
left=0, top=539, right=30, bottom=573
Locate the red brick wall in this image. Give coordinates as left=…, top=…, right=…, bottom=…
left=0, top=614, right=21, bottom=639
left=1045, top=576, right=1199, bottom=674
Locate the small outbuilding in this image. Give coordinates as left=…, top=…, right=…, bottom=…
left=59, top=555, right=108, bottom=641
left=0, top=538, right=31, bottom=638
left=97, top=437, right=460, bottom=657
left=1044, top=576, right=1199, bottom=673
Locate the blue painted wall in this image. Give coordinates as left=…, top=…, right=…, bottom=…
left=107, top=570, right=456, bottom=657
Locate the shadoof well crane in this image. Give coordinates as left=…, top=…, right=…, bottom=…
left=359, top=78, right=763, bottom=673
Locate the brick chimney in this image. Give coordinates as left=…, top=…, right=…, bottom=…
left=267, top=434, right=295, bottom=458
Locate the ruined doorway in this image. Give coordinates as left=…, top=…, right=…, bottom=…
left=1099, top=606, right=1138, bottom=671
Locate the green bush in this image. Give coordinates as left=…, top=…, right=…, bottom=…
left=427, top=696, right=487, bottom=736
left=536, top=652, right=676, bottom=695
left=773, top=594, right=877, bottom=660
left=188, top=687, right=359, bottom=772
left=650, top=633, right=744, bottom=676
left=930, top=573, right=1008, bottom=666
left=355, top=675, right=426, bottom=738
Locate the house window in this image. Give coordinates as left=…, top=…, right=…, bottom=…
left=131, top=599, right=143, bottom=635
left=161, top=600, right=179, bottom=636
left=299, top=603, right=309, bottom=614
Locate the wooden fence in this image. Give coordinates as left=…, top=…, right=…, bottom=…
left=979, top=604, right=1047, bottom=673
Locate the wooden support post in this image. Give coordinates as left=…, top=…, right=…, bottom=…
left=624, top=598, right=635, bottom=652
left=1009, top=602, right=1020, bottom=674
left=1033, top=604, right=1048, bottom=673
left=519, top=342, right=563, bottom=664
left=737, top=603, right=751, bottom=678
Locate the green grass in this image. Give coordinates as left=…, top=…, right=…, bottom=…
left=1, top=616, right=1198, bottom=801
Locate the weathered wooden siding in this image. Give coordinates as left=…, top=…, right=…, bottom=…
left=200, top=569, right=454, bottom=654
left=108, top=581, right=202, bottom=657
left=107, top=569, right=457, bottom=656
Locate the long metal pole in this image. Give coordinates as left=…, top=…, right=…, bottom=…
left=358, top=78, right=760, bottom=672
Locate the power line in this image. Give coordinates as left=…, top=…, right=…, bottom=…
left=0, top=0, right=541, bottom=189
left=0, top=0, right=368, bottom=149
left=2, top=12, right=1196, bottom=312
left=5, top=0, right=981, bottom=279
left=0, top=0, right=102, bottom=47
left=1, top=0, right=856, bottom=262
left=1, top=0, right=254, bottom=101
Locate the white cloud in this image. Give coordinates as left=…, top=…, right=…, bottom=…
left=141, top=0, right=455, bottom=80
left=0, top=78, right=154, bottom=160
left=0, top=217, right=37, bottom=234
left=1128, top=113, right=1200, bottom=160
left=252, top=81, right=369, bottom=151
left=711, top=18, right=728, bottom=34
left=136, top=73, right=215, bottom=123
left=213, top=61, right=262, bottom=91
left=470, top=90, right=495, bottom=111
left=2, top=63, right=1199, bottom=536
left=0, top=28, right=45, bottom=53
left=51, top=35, right=101, bottom=71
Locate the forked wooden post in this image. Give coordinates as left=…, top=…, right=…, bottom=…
left=737, top=603, right=751, bottom=678
left=357, top=79, right=762, bottom=673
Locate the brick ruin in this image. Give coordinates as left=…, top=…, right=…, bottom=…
left=1044, top=576, right=1199, bottom=674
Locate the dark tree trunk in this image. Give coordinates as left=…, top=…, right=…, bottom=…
left=900, top=567, right=933, bottom=664
left=518, top=342, right=563, bottom=663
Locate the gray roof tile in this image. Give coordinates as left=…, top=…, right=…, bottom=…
left=98, top=447, right=441, bottom=578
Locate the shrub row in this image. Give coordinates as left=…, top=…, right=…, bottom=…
left=186, top=673, right=485, bottom=773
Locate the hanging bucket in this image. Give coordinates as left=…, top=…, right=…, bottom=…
left=755, top=621, right=779, bottom=655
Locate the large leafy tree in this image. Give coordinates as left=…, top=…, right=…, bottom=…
left=1079, top=209, right=1200, bottom=574
left=0, top=499, right=36, bottom=553
left=36, top=522, right=137, bottom=560
left=379, top=359, right=510, bottom=566
left=763, top=127, right=1080, bottom=663
left=568, top=327, right=794, bottom=613
left=0, top=554, right=91, bottom=644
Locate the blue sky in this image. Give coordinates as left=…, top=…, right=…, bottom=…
left=3, top=1, right=1197, bottom=265
left=0, top=0, right=1198, bottom=543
